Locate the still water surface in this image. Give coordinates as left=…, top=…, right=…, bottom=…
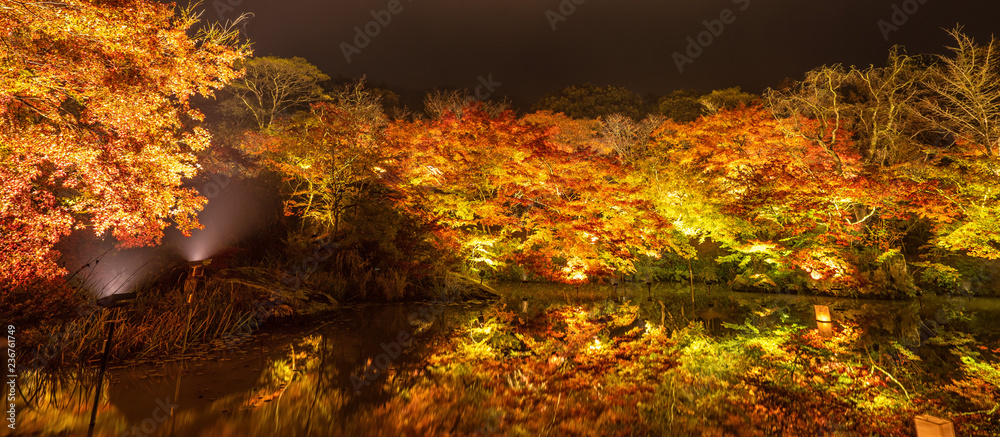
left=16, top=283, right=1000, bottom=436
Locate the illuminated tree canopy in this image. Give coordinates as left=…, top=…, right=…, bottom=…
left=0, top=0, right=249, bottom=287
left=382, top=104, right=676, bottom=282
left=2, top=12, right=998, bottom=297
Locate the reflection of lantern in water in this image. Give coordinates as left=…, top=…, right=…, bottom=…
left=914, top=415, right=955, bottom=437
left=522, top=298, right=528, bottom=313
left=814, top=305, right=833, bottom=338
left=184, top=259, right=211, bottom=302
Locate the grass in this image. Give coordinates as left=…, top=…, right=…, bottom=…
left=23, top=266, right=321, bottom=368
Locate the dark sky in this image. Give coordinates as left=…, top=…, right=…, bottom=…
left=203, top=0, right=999, bottom=106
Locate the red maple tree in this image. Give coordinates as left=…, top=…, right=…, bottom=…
left=0, top=0, right=249, bottom=288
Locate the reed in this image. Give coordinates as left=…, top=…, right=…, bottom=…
left=30, top=277, right=265, bottom=367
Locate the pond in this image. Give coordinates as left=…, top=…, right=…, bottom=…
left=15, top=283, right=1000, bottom=436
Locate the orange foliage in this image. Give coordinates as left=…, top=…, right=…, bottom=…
left=386, top=105, right=676, bottom=282
left=0, top=0, right=248, bottom=286
left=650, top=106, right=951, bottom=287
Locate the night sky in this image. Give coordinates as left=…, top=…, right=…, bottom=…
left=202, top=0, right=1000, bottom=107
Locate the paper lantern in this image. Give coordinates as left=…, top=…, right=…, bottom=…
left=814, top=305, right=833, bottom=338
left=914, top=415, right=955, bottom=437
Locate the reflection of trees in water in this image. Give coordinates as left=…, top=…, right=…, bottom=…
left=18, top=297, right=999, bottom=435
left=833, top=301, right=924, bottom=346
left=718, top=294, right=1000, bottom=381
left=17, top=368, right=137, bottom=436
left=190, top=303, right=491, bottom=435
left=19, top=370, right=93, bottom=423
left=13, top=303, right=489, bottom=435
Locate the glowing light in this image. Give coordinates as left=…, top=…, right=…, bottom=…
left=746, top=243, right=774, bottom=253
left=181, top=233, right=215, bottom=262
left=672, top=218, right=700, bottom=236
left=465, top=236, right=501, bottom=268
left=804, top=249, right=849, bottom=280
left=814, top=305, right=833, bottom=338
left=469, top=324, right=493, bottom=335
left=562, top=257, right=589, bottom=283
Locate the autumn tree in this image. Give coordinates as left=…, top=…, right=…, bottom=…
left=522, top=110, right=602, bottom=152
left=699, top=87, right=758, bottom=114
left=767, top=67, right=851, bottom=175
left=242, top=81, right=388, bottom=237
left=763, top=57, right=923, bottom=286
left=423, top=89, right=509, bottom=120
left=223, top=56, right=329, bottom=130
left=919, top=29, right=1000, bottom=259
left=0, top=0, right=249, bottom=288
left=656, top=89, right=705, bottom=123
left=389, top=103, right=675, bottom=282
left=598, top=114, right=664, bottom=163
left=845, top=49, right=931, bottom=167
left=532, top=83, right=646, bottom=120
left=923, top=28, right=1000, bottom=158
left=768, top=50, right=936, bottom=169
left=767, top=32, right=1000, bottom=275
left=648, top=107, right=898, bottom=291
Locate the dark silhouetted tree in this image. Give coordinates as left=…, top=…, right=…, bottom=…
left=532, top=84, right=645, bottom=120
